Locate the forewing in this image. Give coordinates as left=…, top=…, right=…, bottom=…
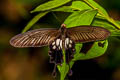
left=67, top=26, right=110, bottom=43
left=10, top=28, right=59, bottom=47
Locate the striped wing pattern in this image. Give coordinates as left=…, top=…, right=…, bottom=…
left=67, top=26, right=110, bottom=43
left=10, top=28, right=59, bottom=47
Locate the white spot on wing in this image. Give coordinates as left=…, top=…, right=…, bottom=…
left=52, top=41, right=55, bottom=45
left=65, top=41, right=67, bottom=48
left=65, top=38, right=69, bottom=48
left=60, top=40, right=62, bottom=49
left=70, top=40, right=72, bottom=44
left=53, top=45, right=56, bottom=49
left=69, top=44, right=72, bottom=48
left=56, top=39, right=60, bottom=46
left=65, top=38, right=69, bottom=45
left=59, top=46, right=61, bottom=50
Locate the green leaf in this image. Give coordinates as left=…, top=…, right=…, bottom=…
left=74, top=40, right=108, bottom=60
left=57, top=61, right=74, bottom=80
left=72, top=0, right=120, bottom=30
left=92, top=18, right=117, bottom=30
left=110, top=30, right=120, bottom=36
left=91, top=18, right=120, bottom=36
left=83, top=0, right=109, bottom=16
left=31, top=0, right=71, bottom=13
left=52, top=6, right=74, bottom=12
left=64, top=9, right=98, bottom=27
left=71, top=1, right=92, bottom=11
left=71, top=0, right=108, bottom=16
left=22, top=12, right=49, bottom=33
left=112, top=21, right=120, bottom=36
left=57, top=51, right=70, bottom=80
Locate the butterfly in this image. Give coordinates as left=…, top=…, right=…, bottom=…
left=10, top=24, right=110, bottom=76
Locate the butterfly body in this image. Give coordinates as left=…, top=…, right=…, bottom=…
left=49, top=24, right=76, bottom=64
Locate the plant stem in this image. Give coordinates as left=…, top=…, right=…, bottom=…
left=52, top=12, right=61, bottom=24
left=83, top=0, right=120, bottom=30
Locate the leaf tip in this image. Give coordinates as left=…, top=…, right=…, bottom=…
left=30, top=11, right=34, bottom=13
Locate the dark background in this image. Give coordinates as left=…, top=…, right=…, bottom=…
left=0, top=0, right=120, bottom=80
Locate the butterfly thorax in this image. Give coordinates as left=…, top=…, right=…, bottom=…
left=60, top=24, right=67, bottom=49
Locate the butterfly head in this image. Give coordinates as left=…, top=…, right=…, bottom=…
left=61, top=24, right=66, bottom=28
left=60, top=24, right=67, bottom=34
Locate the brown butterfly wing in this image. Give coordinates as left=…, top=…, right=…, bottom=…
left=67, top=26, right=110, bottom=43
left=10, top=28, right=59, bottom=47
